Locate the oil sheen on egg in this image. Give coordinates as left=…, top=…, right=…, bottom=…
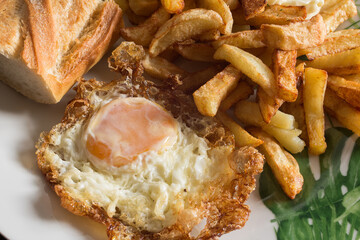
left=267, top=0, right=324, bottom=19
left=51, top=93, right=232, bottom=233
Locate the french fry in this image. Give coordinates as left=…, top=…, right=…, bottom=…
left=194, top=29, right=221, bottom=42
left=327, top=75, right=360, bottom=109
left=246, top=5, right=307, bottom=26
left=212, top=30, right=266, bottom=49
left=249, top=128, right=303, bottom=199
left=258, top=47, right=274, bottom=67
left=114, top=0, right=130, bottom=11
left=261, top=15, right=327, bottom=50
left=161, top=0, right=185, bottom=14
left=297, top=29, right=360, bottom=60
left=193, top=65, right=241, bottom=116
left=343, top=74, right=360, bottom=84
left=120, top=8, right=171, bottom=47
left=295, top=62, right=305, bottom=85
left=273, top=49, right=298, bottom=102
left=224, top=0, right=239, bottom=10
left=304, top=47, right=360, bottom=75
left=234, top=101, right=296, bottom=130
left=241, top=0, right=266, bottom=20
left=220, top=81, right=253, bottom=111
left=142, top=53, right=188, bottom=84
left=214, top=44, right=277, bottom=97
left=129, top=0, right=159, bottom=16
left=149, top=9, right=224, bottom=56
left=231, top=7, right=247, bottom=26
left=174, top=42, right=216, bottom=62
left=303, top=68, right=327, bottom=155
left=320, top=0, right=357, bottom=33
left=257, top=88, right=285, bottom=124
left=325, top=88, right=360, bottom=136
left=197, top=0, right=233, bottom=35
left=217, top=111, right=263, bottom=147
left=261, top=125, right=306, bottom=154
left=178, top=65, right=224, bottom=92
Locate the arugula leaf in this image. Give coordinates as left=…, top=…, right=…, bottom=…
left=260, top=127, right=360, bottom=239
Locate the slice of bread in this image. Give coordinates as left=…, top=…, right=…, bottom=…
left=0, top=0, right=123, bottom=103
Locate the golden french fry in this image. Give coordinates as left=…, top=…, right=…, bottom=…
left=246, top=5, right=307, bottom=26
left=257, top=88, right=285, bottom=124
left=327, top=75, right=360, bottom=109
left=212, top=30, right=266, bottom=49
left=231, top=7, right=248, bottom=26
left=174, top=42, right=216, bottom=62
left=298, top=29, right=360, bottom=60
left=325, top=88, right=360, bottom=136
left=258, top=47, right=274, bottom=67
left=120, top=8, right=170, bottom=47
left=241, top=0, right=266, bottom=20
left=193, top=65, right=241, bottom=116
left=261, top=125, right=305, bottom=154
left=114, top=0, right=130, bottom=11
left=224, top=0, right=239, bottom=10
left=149, top=9, right=223, bottom=56
left=220, top=81, right=253, bottom=111
left=178, top=65, right=224, bottom=92
left=304, top=47, right=360, bottom=75
left=142, top=53, right=188, bottom=84
left=295, top=62, right=305, bottom=85
left=234, top=101, right=296, bottom=130
left=217, top=111, right=263, bottom=147
left=249, top=128, right=303, bottom=199
left=281, top=101, right=308, bottom=143
left=261, top=15, right=326, bottom=50
left=214, top=44, right=277, bottom=97
left=129, top=0, right=159, bottom=16
left=320, top=0, right=357, bottom=33
left=161, top=0, right=185, bottom=14
left=343, top=74, right=360, bottom=83
left=197, top=0, right=233, bottom=35
left=303, top=68, right=327, bottom=155
left=273, top=49, right=297, bottom=102
left=194, top=29, right=221, bottom=42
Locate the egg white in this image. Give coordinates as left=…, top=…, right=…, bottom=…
left=47, top=91, right=233, bottom=232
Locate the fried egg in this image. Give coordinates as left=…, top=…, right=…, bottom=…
left=36, top=42, right=264, bottom=239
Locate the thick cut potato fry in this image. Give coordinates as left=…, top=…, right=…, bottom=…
left=305, top=47, right=360, bottom=75
left=344, top=74, right=360, bottom=83
left=273, top=49, right=297, bottom=102
left=261, top=15, right=327, bottom=50
left=194, top=29, right=221, bottom=42
left=224, top=0, right=239, bottom=10
left=197, top=0, right=233, bottom=35
left=298, top=29, right=360, bottom=60
left=161, top=0, right=185, bottom=14
left=262, top=125, right=305, bottom=154
left=320, top=0, right=357, bottom=33
left=325, top=89, right=360, bottom=136
left=178, top=65, right=224, bottom=92
left=234, top=101, right=296, bottom=130
left=193, top=65, right=241, bottom=116
left=295, top=62, right=305, bottom=85
left=328, top=75, right=360, bottom=109
left=246, top=5, right=307, bottom=26
left=214, top=44, right=276, bottom=97
left=303, top=68, right=327, bottom=155
left=120, top=8, right=170, bottom=47
left=257, top=88, right=285, bottom=124
left=212, top=30, right=266, bottom=49
left=281, top=101, right=308, bottom=143
left=174, top=42, right=216, bottom=62
left=142, top=53, right=188, bottom=84
left=241, top=0, right=266, bottom=20
left=249, top=128, right=303, bottom=199
left=217, top=111, right=263, bottom=147
left=129, top=0, right=159, bottom=16
left=149, top=9, right=223, bottom=56
left=220, top=81, right=253, bottom=111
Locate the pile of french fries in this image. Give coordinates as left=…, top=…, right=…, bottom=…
left=116, top=0, right=359, bottom=199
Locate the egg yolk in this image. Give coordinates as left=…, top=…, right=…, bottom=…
left=85, top=97, right=178, bottom=167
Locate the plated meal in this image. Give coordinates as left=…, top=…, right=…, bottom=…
left=0, top=0, right=360, bottom=239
